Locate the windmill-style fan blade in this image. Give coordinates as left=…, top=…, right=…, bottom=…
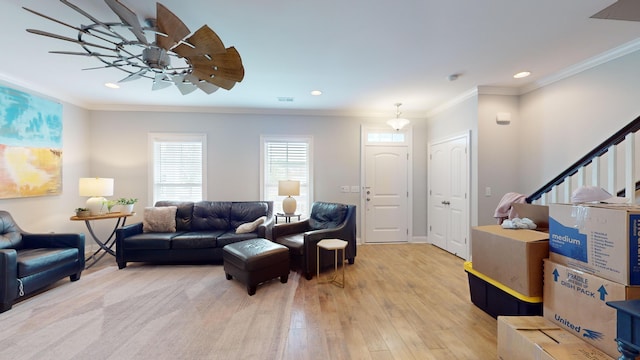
left=172, top=75, right=198, bottom=95
left=118, top=69, right=147, bottom=82
left=591, top=0, right=640, bottom=21
left=60, top=0, right=128, bottom=42
left=152, top=73, right=173, bottom=90
left=26, top=29, right=115, bottom=52
left=184, top=74, right=220, bottom=94
left=50, top=51, right=120, bottom=58
left=155, top=3, right=191, bottom=50
left=189, top=47, right=245, bottom=83
left=198, top=74, right=237, bottom=91
left=105, top=0, right=148, bottom=44
left=23, top=7, right=125, bottom=46
left=173, top=25, right=226, bottom=58
left=195, top=81, right=220, bottom=94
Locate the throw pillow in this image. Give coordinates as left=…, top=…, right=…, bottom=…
left=143, top=206, right=177, bottom=233
left=235, top=216, right=266, bottom=234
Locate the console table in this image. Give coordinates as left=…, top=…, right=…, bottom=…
left=70, top=212, right=133, bottom=268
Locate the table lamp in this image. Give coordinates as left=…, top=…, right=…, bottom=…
left=278, top=180, right=300, bottom=214
left=79, top=177, right=114, bottom=216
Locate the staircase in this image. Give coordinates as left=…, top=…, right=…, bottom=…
left=526, top=116, right=640, bottom=205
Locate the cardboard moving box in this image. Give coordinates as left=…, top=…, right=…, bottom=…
left=543, top=258, right=640, bottom=358
left=497, top=316, right=613, bottom=360
left=471, top=225, right=549, bottom=297
left=549, top=203, right=640, bottom=285
left=512, top=203, right=550, bottom=231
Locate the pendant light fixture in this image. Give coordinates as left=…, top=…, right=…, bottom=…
left=386, top=103, right=410, bottom=131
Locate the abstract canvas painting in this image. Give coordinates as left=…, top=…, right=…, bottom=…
left=0, top=85, right=62, bottom=198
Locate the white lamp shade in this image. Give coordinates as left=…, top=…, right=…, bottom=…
left=79, top=178, right=114, bottom=216
left=79, top=178, right=114, bottom=197
left=278, top=180, right=300, bottom=196
left=386, top=118, right=410, bottom=131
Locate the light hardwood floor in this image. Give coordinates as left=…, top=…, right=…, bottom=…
left=84, top=243, right=497, bottom=359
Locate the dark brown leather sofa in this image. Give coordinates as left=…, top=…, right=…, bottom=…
left=0, top=210, right=85, bottom=313
left=272, top=201, right=356, bottom=280
left=115, top=201, right=274, bottom=269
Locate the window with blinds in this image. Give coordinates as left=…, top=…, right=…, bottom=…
left=261, top=136, right=313, bottom=216
left=149, top=133, right=206, bottom=204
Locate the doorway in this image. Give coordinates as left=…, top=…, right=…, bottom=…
left=428, top=131, right=470, bottom=259
left=361, top=126, right=412, bottom=243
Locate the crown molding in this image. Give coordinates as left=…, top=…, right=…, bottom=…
left=519, top=37, right=640, bottom=94
left=0, top=73, right=89, bottom=109
left=426, top=88, right=479, bottom=118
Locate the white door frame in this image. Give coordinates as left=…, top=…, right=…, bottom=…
left=428, top=130, right=471, bottom=259
left=360, top=125, right=413, bottom=244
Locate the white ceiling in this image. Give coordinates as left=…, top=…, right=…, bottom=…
left=1, top=0, right=639, bottom=117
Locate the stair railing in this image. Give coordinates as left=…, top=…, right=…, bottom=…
left=527, top=116, right=640, bottom=204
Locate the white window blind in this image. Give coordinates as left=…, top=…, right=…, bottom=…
left=262, top=137, right=312, bottom=216
left=150, top=133, right=206, bottom=204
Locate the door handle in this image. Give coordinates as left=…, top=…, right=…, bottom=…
left=441, top=201, right=450, bottom=205
left=366, top=198, right=371, bottom=201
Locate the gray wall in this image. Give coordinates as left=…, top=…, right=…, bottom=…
left=426, top=48, right=640, bottom=232
left=89, top=111, right=431, bottom=240
left=518, top=50, right=640, bottom=196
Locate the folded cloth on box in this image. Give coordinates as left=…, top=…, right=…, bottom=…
left=494, top=192, right=527, bottom=224
left=501, top=217, right=537, bottom=230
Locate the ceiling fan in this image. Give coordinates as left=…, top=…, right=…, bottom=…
left=591, top=0, right=640, bottom=22
left=23, top=0, right=245, bottom=95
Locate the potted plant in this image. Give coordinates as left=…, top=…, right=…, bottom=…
left=116, top=198, right=138, bottom=215
left=104, top=199, right=118, bottom=213
left=75, top=207, right=90, bottom=217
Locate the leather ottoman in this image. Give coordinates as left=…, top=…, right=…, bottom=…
left=223, top=238, right=290, bottom=295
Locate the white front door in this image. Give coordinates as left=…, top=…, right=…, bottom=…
left=428, top=132, right=470, bottom=259
left=364, top=145, right=409, bottom=243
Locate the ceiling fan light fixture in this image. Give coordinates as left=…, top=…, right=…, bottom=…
left=24, top=1, right=245, bottom=96
left=104, top=82, right=120, bottom=89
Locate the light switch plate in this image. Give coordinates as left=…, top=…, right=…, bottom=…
left=340, top=185, right=349, bottom=193
left=351, top=186, right=360, bottom=193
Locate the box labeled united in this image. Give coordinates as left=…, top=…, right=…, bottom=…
left=497, top=316, right=613, bottom=360
left=548, top=203, right=640, bottom=285
left=543, top=258, right=640, bottom=358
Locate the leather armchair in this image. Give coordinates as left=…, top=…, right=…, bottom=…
left=0, top=210, right=85, bottom=312
left=272, top=202, right=356, bottom=280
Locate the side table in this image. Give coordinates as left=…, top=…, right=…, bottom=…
left=316, top=239, right=348, bottom=288
left=70, top=212, right=133, bottom=268
left=275, top=213, right=301, bottom=224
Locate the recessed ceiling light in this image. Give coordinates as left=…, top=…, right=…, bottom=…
left=310, top=90, right=322, bottom=96
left=104, top=82, right=120, bottom=89
left=513, top=71, right=531, bottom=79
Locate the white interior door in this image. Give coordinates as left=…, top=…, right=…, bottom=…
left=428, top=132, right=470, bottom=259
left=364, top=145, right=408, bottom=243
